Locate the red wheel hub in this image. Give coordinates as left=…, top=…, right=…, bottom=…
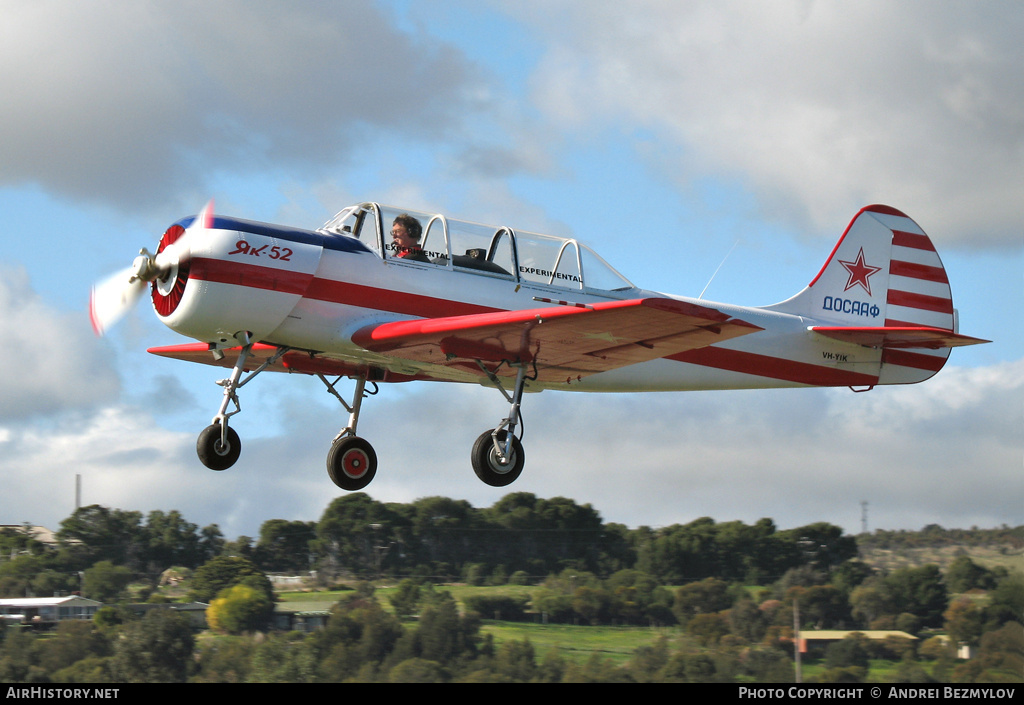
left=341, top=448, right=369, bottom=478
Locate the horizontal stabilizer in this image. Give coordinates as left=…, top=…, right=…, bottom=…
left=811, top=326, right=990, bottom=350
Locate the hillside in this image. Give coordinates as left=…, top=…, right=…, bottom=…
left=856, top=525, right=1024, bottom=575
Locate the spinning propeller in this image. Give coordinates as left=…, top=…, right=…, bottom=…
left=89, top=200, right=213, bottom=336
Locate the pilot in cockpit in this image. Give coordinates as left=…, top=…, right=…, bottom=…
left=390, top=214, right=429, bottom=262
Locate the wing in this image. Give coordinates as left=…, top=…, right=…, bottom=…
left=147, top=342, right=427, bottom=381
left=811, top=326, right=990, bottom=350
left=352, top=297, right=763, bottom=383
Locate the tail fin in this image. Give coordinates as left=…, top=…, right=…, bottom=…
left=771, top=205, right=988, bottom=384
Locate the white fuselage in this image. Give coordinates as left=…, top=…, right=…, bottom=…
left=157, top=212, right=921, bottom=394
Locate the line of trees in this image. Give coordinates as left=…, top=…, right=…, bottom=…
left=0, top=493, right=1021, bottom=682
left=0, top=492, right=868, bottom=592
left=248, top=492, right=863, bottom=585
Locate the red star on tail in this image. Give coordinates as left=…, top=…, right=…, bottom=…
left=838, top=248, right=882, bottom=296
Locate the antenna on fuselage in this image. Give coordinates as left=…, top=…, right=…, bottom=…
left=697, top=238, right=740, bottom=300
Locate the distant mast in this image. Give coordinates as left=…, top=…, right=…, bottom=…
left=75, top=474, right=81, bottom=511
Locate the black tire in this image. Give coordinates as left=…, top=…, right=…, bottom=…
left=197, top=423, right=241, bottom=471
left=471, top=429, right=524, bottom=487
left=327, top=436, right=377, bottom=491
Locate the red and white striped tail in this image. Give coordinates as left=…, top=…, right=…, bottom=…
left=774, top=205, right=986, bottom=385
left=872, top=205, right=955, bottom=331
left=855, top=206, right=962, bottom=384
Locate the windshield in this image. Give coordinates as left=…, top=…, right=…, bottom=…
left=320, top=203, right=635, bottom=292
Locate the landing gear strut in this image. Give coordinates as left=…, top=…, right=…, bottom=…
left=471, top=362, right=530, bottom=487
left=319, top=373, right=378, bottom=491
left=192, top=336, right=382, bottom=491
left=193, top=336, right=533, bottom=491
left=195, top=333, right=287, bottom=472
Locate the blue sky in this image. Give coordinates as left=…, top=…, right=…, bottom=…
left=1, top=1, right=1020, bottom=540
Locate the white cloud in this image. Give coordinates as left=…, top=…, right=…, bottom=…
left=278, top=358, right=1022, bottom=534
left=0, top=1, right=487, bottom=211
left=0, top=0, right=1018, bottom=543
left=0, top=402, right=331, bottom=539
left=0, top=266, right=119, bottom=418
left=511, top=0, right=1024, bottom=247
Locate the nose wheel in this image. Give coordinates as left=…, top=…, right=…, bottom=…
left=197, top=422, right=241, bottom=471
left=196, top=334, right=267, bottom=472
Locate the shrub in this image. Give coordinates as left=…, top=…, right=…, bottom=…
left=462, top=594, right=530, bottom=621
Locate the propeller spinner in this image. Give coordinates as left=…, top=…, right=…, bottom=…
left=89, top=200, right=213, bottom=336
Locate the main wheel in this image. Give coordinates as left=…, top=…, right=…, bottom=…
left=471, top=429, right=524, bottom=487
left=197, top=423, right=241, bottom=471
left=327, top=436, right=377, bottom=491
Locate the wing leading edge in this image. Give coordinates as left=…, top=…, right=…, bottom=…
left=352, top=297, right=763, bottom=383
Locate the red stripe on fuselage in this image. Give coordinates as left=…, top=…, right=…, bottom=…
left=190, top=257, right=877, bottom=387
left=302, top=277, right=501, bottom=319
left=190, top=257, right=312, bottom=295
left=881, top=348, right=947, bottom=372
left=667, top=348, right=879, bottom=387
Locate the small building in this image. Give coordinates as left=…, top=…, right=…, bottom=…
left=123, top=602, right=210, bottom=629
left=0, top=596, right=102, bottom=628
left=272, top=602, right=335, bottom=632
left=0, top=524, right=60, bottom=546
left=798, top=630, right=917, bottom=655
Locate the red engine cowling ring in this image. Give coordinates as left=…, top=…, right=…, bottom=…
left=152, top=224, right=191, bottom=317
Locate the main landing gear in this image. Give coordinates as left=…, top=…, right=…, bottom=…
left=194, top=335, right=532, bottom=490
left=193, top=334, right=381, bottom=491
left=470, top=362, right=530, bottom=487
left=319, top=373, right=378, bottom=491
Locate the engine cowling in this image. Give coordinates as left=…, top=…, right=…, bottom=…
left=152, top=216, right=325, bottom=345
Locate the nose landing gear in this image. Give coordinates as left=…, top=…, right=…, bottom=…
left=195, top=332, right=273, bottom=472
left=193, top=338, right=381, bottom=492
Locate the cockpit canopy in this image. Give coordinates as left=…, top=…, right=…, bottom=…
left=320, top=203, right=635, bottom=293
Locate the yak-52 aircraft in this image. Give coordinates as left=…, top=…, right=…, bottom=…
left=90, top=201, right=988, bottom=490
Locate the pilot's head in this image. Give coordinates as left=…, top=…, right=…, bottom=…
left=392, top=214, right=422, bottom=246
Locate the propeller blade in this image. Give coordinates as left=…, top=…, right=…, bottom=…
left=88, top=200, right=214, bottom=336
left=155, top=198, right=214, bottom=269
left=89, top=266, right=147, bottom=336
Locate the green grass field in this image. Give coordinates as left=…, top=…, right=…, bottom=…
left=277, top=584, right=677, bottom=665
left=478, top=620, right=681, bottom=665
left=270, top=584, right=948, bottom=680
